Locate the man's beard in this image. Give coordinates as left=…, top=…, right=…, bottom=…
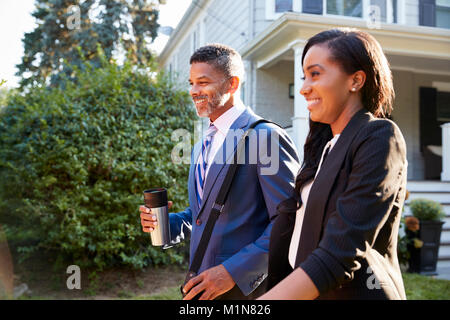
left=195, top=86, right=229, bottom=118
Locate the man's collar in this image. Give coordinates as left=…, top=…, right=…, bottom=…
left=211, top=101, right=246, bottom=135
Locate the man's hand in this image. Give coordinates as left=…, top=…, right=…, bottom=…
left=140, top=201, right=173, bottom=233
left=182, top=264, right=235, bottom=300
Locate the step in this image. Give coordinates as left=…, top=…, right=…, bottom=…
left=440, top=229, right=450, bottom=242
left=438, top=256, right=450, bottom=263
left=405, top=192, right=450, bottom=203
left=439, top=243, right=450, bottom=257
left=403, top=204, right=450, bottom=216
left=437, top=260, right=450, bottom=269
left=407, top=181, right=450, bottom=192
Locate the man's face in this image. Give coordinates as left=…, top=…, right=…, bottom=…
left=189, top=62, right=230, bottom=118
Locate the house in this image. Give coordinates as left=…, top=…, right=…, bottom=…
left=158, top=0, right=450, bottom=267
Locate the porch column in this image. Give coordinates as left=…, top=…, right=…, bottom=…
left=292, top=43, right=309, bottom=164
left=442, top=123, right=450, bottom=181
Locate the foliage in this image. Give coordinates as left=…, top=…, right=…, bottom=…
left=402, top=272, right=450, bottom=300
left=409, top=198, right=445, bottom=221
left=0, top=53, right=195, bottom=270
left=17, top=0, right=162, bottom=87
left=397, top=217, right=410, bottom=265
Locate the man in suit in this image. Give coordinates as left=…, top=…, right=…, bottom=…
left=140, top=43, right=300, bottom=300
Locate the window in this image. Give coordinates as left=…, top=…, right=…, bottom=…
left=436, top=0, right=450, bottom=28
left=276, top=0, right=293, bottom=12
left=325, top=0, right=396, bottom=22
left=267, top=0, right=397, bottom=22
left=420, top=0, right=450, bottom=29
left=437, top=91, right=450, bottom=121
left=327, top=0, right=363, bottom=18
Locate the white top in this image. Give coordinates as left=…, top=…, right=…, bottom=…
left=202, top=101, right=246, bottom=179
left=288, top=134, right=341, bottom=268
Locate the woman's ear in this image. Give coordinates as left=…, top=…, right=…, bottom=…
left=350, top=70, right=366, bottom=92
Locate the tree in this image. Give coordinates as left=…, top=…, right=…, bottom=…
left=1, top=53, right=195, bottom=270
left=16, top=0, right=162, bottom=87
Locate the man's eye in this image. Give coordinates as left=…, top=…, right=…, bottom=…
left=311, top=71, right=320, bottom=77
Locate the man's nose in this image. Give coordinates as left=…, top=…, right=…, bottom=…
left=190, top=83, right=200, bottom=96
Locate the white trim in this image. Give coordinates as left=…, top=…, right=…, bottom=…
left=386, top=0, right=394, bottom=23
left=397, top=0, right=406, bottom=25
left=266, top=0, right=302, bottom=20
left=391, top=66, right=450, bottom=77
left=433, top=81, right=450, bottom=92
left=293, top=0, right=302, bottom=12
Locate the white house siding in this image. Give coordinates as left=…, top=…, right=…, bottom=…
left=392, top=70, right=450, bottom=180
left=404, top=0, right=419, bottom=26
left=254, top=60, right=295, bottom=128
left=203, top=0, right=250, bottom=50
left=253, top=0, right=273, bottom=37
left=171, top=35, right=192, bottom=88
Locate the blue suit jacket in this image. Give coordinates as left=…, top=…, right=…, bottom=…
left=169, top=107, right=300, bottom=295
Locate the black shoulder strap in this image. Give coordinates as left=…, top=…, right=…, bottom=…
left=189, top=119, right=281, bottom=274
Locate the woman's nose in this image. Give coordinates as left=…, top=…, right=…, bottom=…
left=300, top=82, right=311, bottom=97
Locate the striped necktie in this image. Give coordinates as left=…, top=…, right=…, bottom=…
left=195, top=124, right=218, bottom=206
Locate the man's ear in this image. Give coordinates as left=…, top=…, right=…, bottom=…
left=228, top=76, right=240, bottom=94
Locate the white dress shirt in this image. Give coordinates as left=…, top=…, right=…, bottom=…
left=288, top=134, right=341, bottom=268
left=200, top=101, right=246, bottom=179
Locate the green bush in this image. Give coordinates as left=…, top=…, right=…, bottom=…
left=409, top=198, right=445, bottom=221
left=0, top=55, right=195, bottom=270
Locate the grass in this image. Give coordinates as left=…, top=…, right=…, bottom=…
left=133, top=286, right=182, bottom=300
left=133, top=272, right=450, bottom=300
left=402, top=272, right=450, bottom=300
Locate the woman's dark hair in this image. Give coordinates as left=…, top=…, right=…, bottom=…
left=295, top=28, right=394, bottom=197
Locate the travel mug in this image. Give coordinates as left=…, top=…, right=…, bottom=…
left=143, top=188, right=171, bottom=247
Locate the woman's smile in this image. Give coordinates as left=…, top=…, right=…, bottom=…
left=306, top=98, right=321, bottom=111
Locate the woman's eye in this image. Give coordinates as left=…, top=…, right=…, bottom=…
left=311, top=71, right=320, bottom=77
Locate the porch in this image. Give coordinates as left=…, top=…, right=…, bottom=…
left=240, top=12, right=450, bottom=182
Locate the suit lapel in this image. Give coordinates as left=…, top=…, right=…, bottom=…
left=295, top=109, right=371, bottom=266
left=197, top=108, right=253, bottom=216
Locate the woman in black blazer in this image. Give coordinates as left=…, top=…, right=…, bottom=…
left=258, top=29, right=407, bottom=300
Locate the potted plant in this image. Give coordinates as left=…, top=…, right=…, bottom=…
left=406, top=198, right=445, bottom=275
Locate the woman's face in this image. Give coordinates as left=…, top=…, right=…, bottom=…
left=300, top=44, right=362, bottom=135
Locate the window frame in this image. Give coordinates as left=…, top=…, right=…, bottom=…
left=265, top=0, right=400, bottom=24
left=266, top=0, right=301, bottom=20
left=323, top=0, right=396, bottom=24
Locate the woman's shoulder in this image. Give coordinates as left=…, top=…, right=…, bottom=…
left=360, top=114, right=404, bottom=139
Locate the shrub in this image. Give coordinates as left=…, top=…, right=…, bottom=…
left=0, top=55, right=195, bottom=270
left=409, top=198, right=445, bottom=221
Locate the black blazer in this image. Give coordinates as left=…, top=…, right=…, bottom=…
left=267, top=109, right=407, bottom=300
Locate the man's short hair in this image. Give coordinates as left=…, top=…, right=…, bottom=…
left=190, top=43, right=245, bottom=81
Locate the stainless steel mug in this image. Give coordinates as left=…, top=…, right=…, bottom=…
left=143, top=188, right=171, bottom=246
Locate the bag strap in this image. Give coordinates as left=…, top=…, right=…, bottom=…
left=189, top=119, right=281, bottom=275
